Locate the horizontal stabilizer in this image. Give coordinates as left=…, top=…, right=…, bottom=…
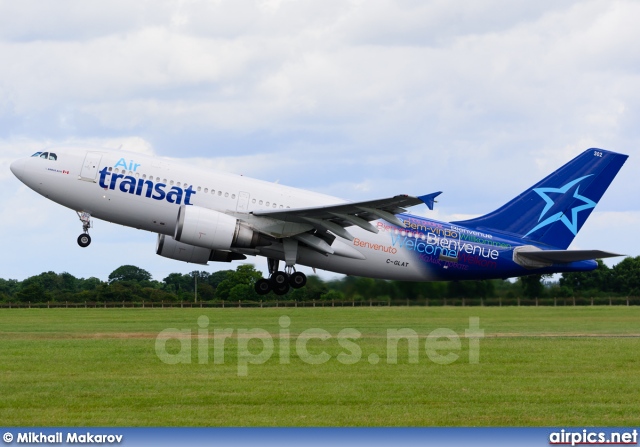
left=517, top=249, right=623, bottom=264
left=418, top=192, right=442, bottom=210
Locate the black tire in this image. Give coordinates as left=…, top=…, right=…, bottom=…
left=77, top=234, right=91, bottom=248
left=289, top=272, right=307, bottom=289
left=269, top=271, right=289, bottom=288
left=254, top=278, right=271, bottom=295
left=273, top=283, right=290, bottom=296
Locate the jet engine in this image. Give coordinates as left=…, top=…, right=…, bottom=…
left=156, top=234, right=248, bottom=264
left=174, top=205, right=270, bottom=251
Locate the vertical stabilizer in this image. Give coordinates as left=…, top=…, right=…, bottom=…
left=452, top=149, right=628, bottom=249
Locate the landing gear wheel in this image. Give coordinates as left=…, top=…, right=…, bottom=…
left=269, top=271, right=289, bottom=288
left=273, top=283, right=290, bottom=296
left=255, top=278, right=271, bottom=295
left=77, top=234, right=91, bottom=248
left=289, top=272, right=307, bottom=289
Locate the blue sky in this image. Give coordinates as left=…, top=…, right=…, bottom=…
left=1, top=0, right=638, bottom=282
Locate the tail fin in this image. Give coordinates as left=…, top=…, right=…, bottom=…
left=452, top=149, right=628, bottom=249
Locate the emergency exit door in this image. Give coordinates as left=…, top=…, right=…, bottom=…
left=236, top=191, right=250, bottom=212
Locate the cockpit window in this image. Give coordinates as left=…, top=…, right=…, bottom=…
left=32, top=151, right=57, bottom=160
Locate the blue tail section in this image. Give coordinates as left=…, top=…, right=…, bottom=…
left=452, top=149, right=628, bottom=249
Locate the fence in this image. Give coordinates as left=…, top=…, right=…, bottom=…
left=1, top=296, right=639, bottom=309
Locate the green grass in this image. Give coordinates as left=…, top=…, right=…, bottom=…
left=1, top=307, right=639, bottom=426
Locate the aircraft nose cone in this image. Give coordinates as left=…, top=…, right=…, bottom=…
left=10, top=158, right=26, bottom=180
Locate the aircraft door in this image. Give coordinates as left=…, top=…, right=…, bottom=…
left=236, top=191, right=250, bottom=212
left=80, top=152, right=103, bottom=181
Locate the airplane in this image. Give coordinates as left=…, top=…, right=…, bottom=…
left=10, top=147, right=628, bottom=295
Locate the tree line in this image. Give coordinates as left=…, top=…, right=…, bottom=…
left=0, top=257, right=639, bottom=304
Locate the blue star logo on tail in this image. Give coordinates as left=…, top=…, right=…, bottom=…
left=524, top=175, right=596, bottom=238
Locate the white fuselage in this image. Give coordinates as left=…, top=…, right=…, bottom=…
left=11, top=147, right=435, bottom=281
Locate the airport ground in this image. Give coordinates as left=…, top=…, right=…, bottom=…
left=1, top=307, right=639, bottom=426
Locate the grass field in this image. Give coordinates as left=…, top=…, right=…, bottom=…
left=1, top=307, right=639, bottom=426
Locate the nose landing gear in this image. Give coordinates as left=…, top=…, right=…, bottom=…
left=76, top=212, right=92, bottom=248
left=77, top=233, right=92, bottom=248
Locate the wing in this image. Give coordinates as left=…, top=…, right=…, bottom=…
left=251, top=192, right=442, bottom=242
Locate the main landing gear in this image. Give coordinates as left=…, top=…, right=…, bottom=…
left=254, top=258, right=307, bottom=296
left=76, top=211, right=92, bottom=248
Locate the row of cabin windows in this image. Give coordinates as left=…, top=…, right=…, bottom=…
left=31, top=151, right=57, bottom=161
left=27, top=155, right=290, bottom=209
left=108, top=167, right=289, bottom=209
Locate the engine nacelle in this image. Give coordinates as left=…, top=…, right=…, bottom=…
left=157, top=234, right=212, bottom=265
left=156, top=234, right=248, bottom=264
left=174, top=205, right=268, bottom=251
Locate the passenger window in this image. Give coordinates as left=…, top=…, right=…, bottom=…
left=40, top=152, right=49, bottom=159
left=49, top=153, right=57, bottom=161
